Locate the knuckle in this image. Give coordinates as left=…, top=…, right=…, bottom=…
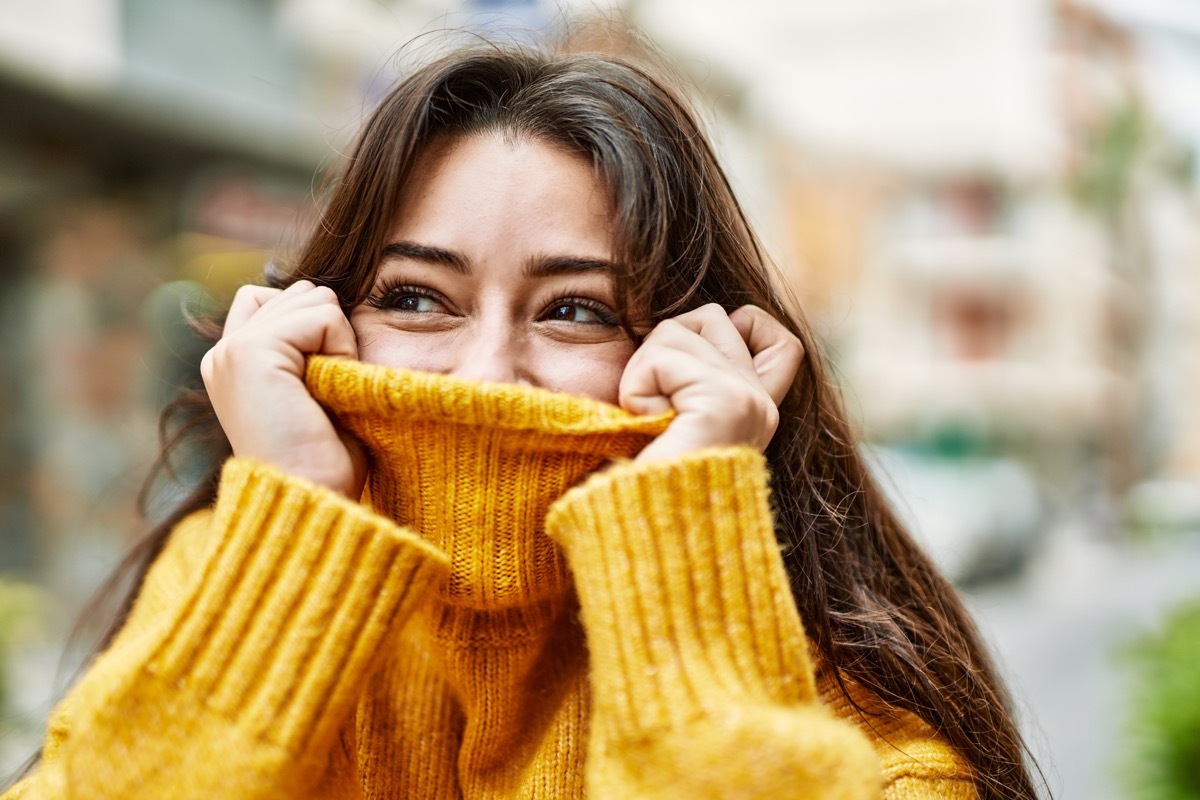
left=729, top=304, right=759, bottom=324
left=731, top=385, right=775, bottom=419
left=315, top=303, right=348, bottom=325
left=199, top=349, right=214, bottom=382
left=645, top=318, right=682, bottom=342
left=763, top=402, right=780, bottom=429
left=201, top=339, right=238, bottom=383
left=210, top=336, right=247, bottom=368
left=776, top=332, right=805, bottom=363
left=693, top=303, right=731, bottom=326
left=211, top=338, right=233, bottom=362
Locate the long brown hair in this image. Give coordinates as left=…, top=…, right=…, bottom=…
left=17, top=42, right=1042, bottom=798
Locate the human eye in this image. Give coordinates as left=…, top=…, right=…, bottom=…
left=366, top=281, right=449, bottom=315
left=540, top=297, right=619, bottom=327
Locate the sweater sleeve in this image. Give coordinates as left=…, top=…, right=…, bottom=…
left=545, top=446, right=976, bottom=800
left=5, top=457, right=449, bottom=800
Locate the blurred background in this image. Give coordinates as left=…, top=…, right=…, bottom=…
left=1, top=0, right=1199, bottom=797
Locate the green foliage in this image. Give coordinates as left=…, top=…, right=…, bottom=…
left=0, top=579, right=44, bottom=649
left=1123, top=597, right=1200, bottom=800
left=0, top=578, right=49, bottom=718
left=1071, top=99, right=1149, bottom=218
left=1070, top=97, right=1197, bottom=222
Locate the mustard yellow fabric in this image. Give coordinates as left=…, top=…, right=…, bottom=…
left=8, top=356, right=976, bottom=799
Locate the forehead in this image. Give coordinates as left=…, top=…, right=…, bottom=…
left=391, top=134, right=614, bottom=252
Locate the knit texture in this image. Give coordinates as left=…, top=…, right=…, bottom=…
left=8, top=356, right=976, bottom=799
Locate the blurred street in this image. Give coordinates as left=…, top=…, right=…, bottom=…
left=968, top=527, right=1200, bottom=800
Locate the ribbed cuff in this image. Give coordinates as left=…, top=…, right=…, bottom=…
left=146, top=458, right=449, bottom=757
left=546, top=447, right=817, bottom=736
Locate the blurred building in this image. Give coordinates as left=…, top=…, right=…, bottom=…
left=0, top=0, right=319, bottom=604
left=634, top=0, right=1200, bottom=557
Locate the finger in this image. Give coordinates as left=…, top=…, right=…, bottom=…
left=316, top=304, right=358, bottom=359
left=224, top=285, right=280, bottom=334
left=620, top=347, right=777, bottom=450
left=223, top=280, right=327, bottom=333
left=638, top=321, right=751, bottom=378
left=660, top=304, right=757, bottom=372
left=252, top=302, right=358, bottom=360
left=625, top=306, right=765, bottom=416
left=619, top=347, right=719, bottom=416
left=728, top=305, right=805, bottom=405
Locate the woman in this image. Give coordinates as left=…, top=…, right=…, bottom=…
left=5, top=42, right=1040, bottom=799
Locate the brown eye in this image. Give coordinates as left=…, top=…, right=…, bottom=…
left=367, top=283, right=448, bottom=314
left=393, top=293, right=439, bottom=313
left=542, top=299, right=618, bottom=326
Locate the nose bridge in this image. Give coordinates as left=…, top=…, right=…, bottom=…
left=452, top=307, right=527, bottom=384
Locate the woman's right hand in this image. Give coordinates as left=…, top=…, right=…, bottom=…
left=200, top=280, right=367, bottom=498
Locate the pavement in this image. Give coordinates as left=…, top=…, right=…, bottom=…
left=966, top=526, right=1200, bottom=800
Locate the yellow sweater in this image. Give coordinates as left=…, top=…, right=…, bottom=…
left=8, top=357, right=976, bottom=799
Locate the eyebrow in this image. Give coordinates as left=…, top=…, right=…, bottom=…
left=523, top=255, right=616, bottom=279
left=381, top=241, right=469, bottom=274
left=381, top=240, right=616, bottom=279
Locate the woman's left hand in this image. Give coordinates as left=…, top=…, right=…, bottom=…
left=620, top=303, right=804, bottom=464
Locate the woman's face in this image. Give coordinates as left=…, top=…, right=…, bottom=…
left=349, top=134, right=635, bottom=405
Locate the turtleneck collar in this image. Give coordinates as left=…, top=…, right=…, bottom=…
left=305, top=356, right=670, bottom=612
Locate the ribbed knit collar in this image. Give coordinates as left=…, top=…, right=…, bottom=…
left=305, top=356, right=670, bottom=612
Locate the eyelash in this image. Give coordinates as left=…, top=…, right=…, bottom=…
left=365, top=280, right=448, bottom=313
left=365, top=279, right=620, bottom=327
left=542, top=296, right=620, bottom=327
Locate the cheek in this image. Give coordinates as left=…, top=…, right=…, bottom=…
left=352, top=320, right=456, bottom=373
left=534, top=343, right=633, bottom=405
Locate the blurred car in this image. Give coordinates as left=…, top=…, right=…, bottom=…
left=1125, top=478, right=1200, bottom=537
left=867, top=446, right=1046, bottom=586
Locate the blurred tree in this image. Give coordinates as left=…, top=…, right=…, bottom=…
left=1122, top=597, right=1200, bottom=800
left=1069, top=95, right=1197, bottom=494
